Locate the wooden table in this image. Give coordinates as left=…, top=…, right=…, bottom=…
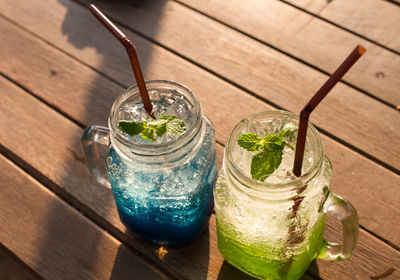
left=1, top=0, right=399, bottom=279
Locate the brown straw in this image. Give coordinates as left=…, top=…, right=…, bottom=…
left=293, top=45, right=366, bottom=177
left=88, top=4, right=154, bottom=118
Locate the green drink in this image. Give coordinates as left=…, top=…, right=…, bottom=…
left=214, top=111, right=359, bottom=280
left=216, top=216, right=325, bottom=279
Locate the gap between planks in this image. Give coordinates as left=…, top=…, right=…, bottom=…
left=0, top=154, right=173, bottom=280
left=1, top=98, right=398, bottom=280
left=278, top=0, right=400, bottom=56
left=2, top=7, right=400, bottom=249
left=0, top=4, right=400, bottom=256
left=3, top=66, right=399, bottom=250
left=0, top=72, right=86, bottom=129
left=281, top=0, right=400, bottom=53
left=3, top=0, right=400, bottom=171
left=70, top=0, right=400, bottom=174
left=0, top=13, right=128, bottom=92
left=0, top=76, right=317, bottom=280
left=0, top=243, right=43, bottom=280
left=172, top=0, right=397, bottom=110
left=385, top=0, right=400, bottom=6
left=86, top=0, right=400, bottom=108
left=0, top=149, right=317, bottom=280
left=0, top=5, right=400, bottom=175
left=2, top=7, right=398, bottom=177
left=0, top=41, right=400, bottom=278
left=0, top=144, right=182, bottom=280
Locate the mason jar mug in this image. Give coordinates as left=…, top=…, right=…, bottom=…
left=214, top=110, right=358, bottom=280
left=81, top=80, right=218, bottom=245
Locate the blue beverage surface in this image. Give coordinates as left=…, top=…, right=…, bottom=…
left=106, top=120, right=217, bottom=244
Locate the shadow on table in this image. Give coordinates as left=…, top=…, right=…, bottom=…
left=110, top=226, right=211, bottom=280
left=0, top=244, right=40, bottom=280
left=217, top=261, right=258, bottom=280
left=217, top=260, right=319, bottom=280
left=32, top=0, right=210, bottom=279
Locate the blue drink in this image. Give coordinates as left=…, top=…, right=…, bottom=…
left=106, top=118, right=216, bottom=244
left=82, top=80, right=217, bottom=245
left=107, top=120, right=217, bottom=244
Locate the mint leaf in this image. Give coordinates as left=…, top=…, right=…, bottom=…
left=149, top=116, right=171, bottom=127
left=262, top=134, right=285, bottom=151
left=237, top=133, right=263, bottom=151
left=166, top=117, right=186, bottom=135
left=150, top=115, right=186, bottom=135
left=141, top=127, right=156, bottom=142
left=148, top=117, right=168, bottom=137
left=118, top=121, right=145, bottom=136
left=155, top=122, right=168, bottom=137
left=238, top=133, right=285, bottom=152
left=118, top=115, right=186, bottom=142
left=251, top=149, right=283, bottom=181
left=236, top=121, right=298, bottom=181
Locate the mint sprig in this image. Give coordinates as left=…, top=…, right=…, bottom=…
left=118, top=115, right=186, bottom=142
left=237, top=126, right=297, bottom=181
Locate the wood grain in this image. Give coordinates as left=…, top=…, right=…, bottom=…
left=3, top=0, right=398, bottom=171
left=0, top=155, right=169, bottom=280
left=0, top=246, right=39, bottom=280
left=1, top=21, right=400, bottom=280
left=284, top=0, right=400, bottom=53
left=76, top=0, right=400, bottom=170
left=177, top=0, right=400, bottom=106
left=1, top=6, right=400, bottom=249
left=0, top=1, right=264, bottom=143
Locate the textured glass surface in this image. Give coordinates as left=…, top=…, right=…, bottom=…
left=215, top=112, right=331, bottom=280
left=107, top=119, right=217, bottom=244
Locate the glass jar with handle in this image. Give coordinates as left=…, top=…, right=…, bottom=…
left=81, top=80, right=217, bottom=245
left=214, top=110, right=358, bottom=280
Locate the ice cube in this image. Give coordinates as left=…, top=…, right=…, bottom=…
left=264, top=118, right=282, bottom=135
left=118, top=102, right=148, bottom=122
left=149, top=90, right=161, bottom=102
left=164, top=96, right=190, bottom=119
left=151, top=102, right=168, bottom=118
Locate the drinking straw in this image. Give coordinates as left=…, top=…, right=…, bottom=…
left=88, top=4, right=154, bottom=118
left=293, top=45, right=366, bottom=177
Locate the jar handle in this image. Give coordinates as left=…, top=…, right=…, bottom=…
left=317, top=190, right=359, bottom=261
left=81, top=125, right=111, bottom=188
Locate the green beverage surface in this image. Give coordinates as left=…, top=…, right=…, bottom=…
left=216, top=217, right=326, bottom=280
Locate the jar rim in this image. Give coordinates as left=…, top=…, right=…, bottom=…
left=108, top=80, right=202, bottom=156
left=225, top=110, right=324, bottom=191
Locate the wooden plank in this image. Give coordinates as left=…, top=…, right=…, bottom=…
left=80, top=0, right=400, bottom=170
left=1, top=5, right=400, bottom=250
left=1, top=24, right=400, bottom=280
left=3, top=0, right=398, bottom=171
left=176, top=0, right=400, bottom=107
left=0, top=246, right=39, bottom=280
left=284, top=0, right=400, bottom=53
left=2, top=143, right=400, bottom=280
left=0, top=4, right=262, bottom=144
left=0, top=155, right=169, bottom=280
left=2, top=140, right=400, bottom=280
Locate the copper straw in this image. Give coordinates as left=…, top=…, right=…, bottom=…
left=88, top=4, right=154, bottom=118
left=293, top=45, right=366, bottom=177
